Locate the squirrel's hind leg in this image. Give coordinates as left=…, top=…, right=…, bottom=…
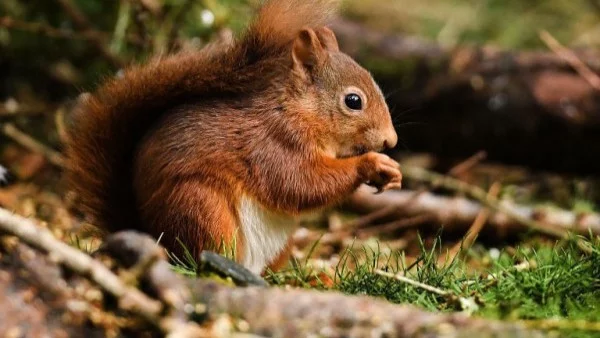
left=142, top=180, right=244, bottom=265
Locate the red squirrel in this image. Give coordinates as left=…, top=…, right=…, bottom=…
left=65, top=0, right=401, bottom=274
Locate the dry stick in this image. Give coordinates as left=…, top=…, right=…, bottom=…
left=355, top=214, right=435, bottom=238
left=346, top=205, right=398, bottom=229
left=0, top=207, right=209, bottom=337
left=55, top=0, right=126, bottom=68
left=448, top=150, right=487, bottom=177
left=447, top=181, right=502, bottom=259
left=0, top=207, right=163, bottom=326
left=404, top=166, right=565, bottom=238
left=349, top=152, right=486, bottom=233
left=0, top=16, right=103, bottom=41
left=347, top=190, right=429, bottom=230
left=1, top=123, right=65, bottom=168
left=402, top=166, right=593, bottom=253
left=375, top=269, right=448, bottom=296
left=351, top=187, right=600, bottom=237
left=539, top=30, right=600, bottom=91
left=375, top=269, right=479, bottom=314
left=0, top=16, right=143, bottom=47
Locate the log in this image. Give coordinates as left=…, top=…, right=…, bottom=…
left=332, top=20, right=600, bottom=174
left=190, top=280, right=543, bottom=338
left=347, top=186, right=600, bottom=238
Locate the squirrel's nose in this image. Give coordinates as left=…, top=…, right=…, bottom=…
left=383, top=127, right=398, bottom=150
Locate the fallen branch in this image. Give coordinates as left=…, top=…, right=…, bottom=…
left=190, top=278, right=542, bottom=337
left=348, top=184, right=600, bottom=237
left=1, top=123, right=65, bottom=168
left=0, top=207, right=203, bottom=336
left=403, top=166, right=579, bottom=240
left=0, top=16, right=107, bottom=41
left=539, top=30, right=600, bottom=91
left=374, top=270, right=479, bottom=314
left=0, top=221, right=544, bottom=337
left=332, top=20, right=600, bottom=174
left=447, top=182, right=502, bottom=259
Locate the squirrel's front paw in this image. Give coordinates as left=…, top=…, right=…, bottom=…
left=360, top=152, right=402, bottom=193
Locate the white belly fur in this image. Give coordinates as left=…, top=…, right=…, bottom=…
left=237, top=196, right=297, bottom=274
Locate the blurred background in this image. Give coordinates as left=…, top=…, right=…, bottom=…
left=2, top=2, right=600, bottom=334
left=1, top=0, right=600, bottom=251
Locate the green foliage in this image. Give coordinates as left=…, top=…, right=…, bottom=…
left=0, top=0, right=252, bottom=100
left=345, top=0, right=600, bottom=49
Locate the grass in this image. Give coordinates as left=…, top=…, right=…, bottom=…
left=344, top=0, right=600, bottom=49
left=267, top=235, right=600, bottom=337
left=167, top=230, right=600, bottom=337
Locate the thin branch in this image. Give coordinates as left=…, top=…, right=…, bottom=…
left=447, top=181, right=502, bottom=258
left=351, top=186, right=600, bottom=236
left=55, top=0, right=126, bottom=67
left=375, top=269, right=448, bottom=295
left=1, top=123, right=65, bottom=168
left=0, top=207, right=162, bottom=323
left=403, top=166, right=570, bottom=240
left=349, top=182, right=598, bottom=254
left=192, top=278, right=541, bottom=337
left=539, top=30, right=600, bottom=91
left=0, top=16, right=103, bottom=41
left=0, top=207, right=208, bottom=336
left=355, top=214, right=435, bottom=238
left=375, top=270, right=480, bottom=314
left=448, top=151, right=487, bottom=178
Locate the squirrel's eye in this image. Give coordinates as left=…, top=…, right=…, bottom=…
left=344, top=93, right=363, bottom=111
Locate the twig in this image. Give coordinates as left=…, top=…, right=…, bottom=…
left=55, top=0, right=126, bottom=68
left=403, top=166, right=570, bottom=240
left=375, top=269, right=447, bottom=295
left=539, top=30, right=600, bottom=91
left=0, top=208, right=209, bottom=336
left=0, top=16, right=143, bottom=47
left=447, top=182, right=502, bottom=259
left=346, top=205, right=398, bottom=229
left=355, top=214, right=435, bottom=238
left=374, top=269, right=480, bottom=314
left=1, top=123, right=65, bottom=168
left=192, top=278, right=540, bottom=337
left=448, top=151, right=487, bottom=178
left=0, top=16, right=103, bottom=41
left=0, top=207, right=163, bottom=325
left=350, top=186, right=600, bottom=237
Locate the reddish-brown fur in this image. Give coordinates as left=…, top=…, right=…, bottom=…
left=65, top=0, right=401, bottom=271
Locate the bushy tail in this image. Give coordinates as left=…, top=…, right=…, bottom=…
left=244, top=0, right=338, bottom=57
left=65, top=0, right=339, bottom=232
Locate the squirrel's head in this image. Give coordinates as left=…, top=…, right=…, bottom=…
left=288, top=26, right=397, bottom=158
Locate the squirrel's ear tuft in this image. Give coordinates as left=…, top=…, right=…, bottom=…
left=315, top=27, right=339, bottom=52
left=292, top=28, right=327, bottom=74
